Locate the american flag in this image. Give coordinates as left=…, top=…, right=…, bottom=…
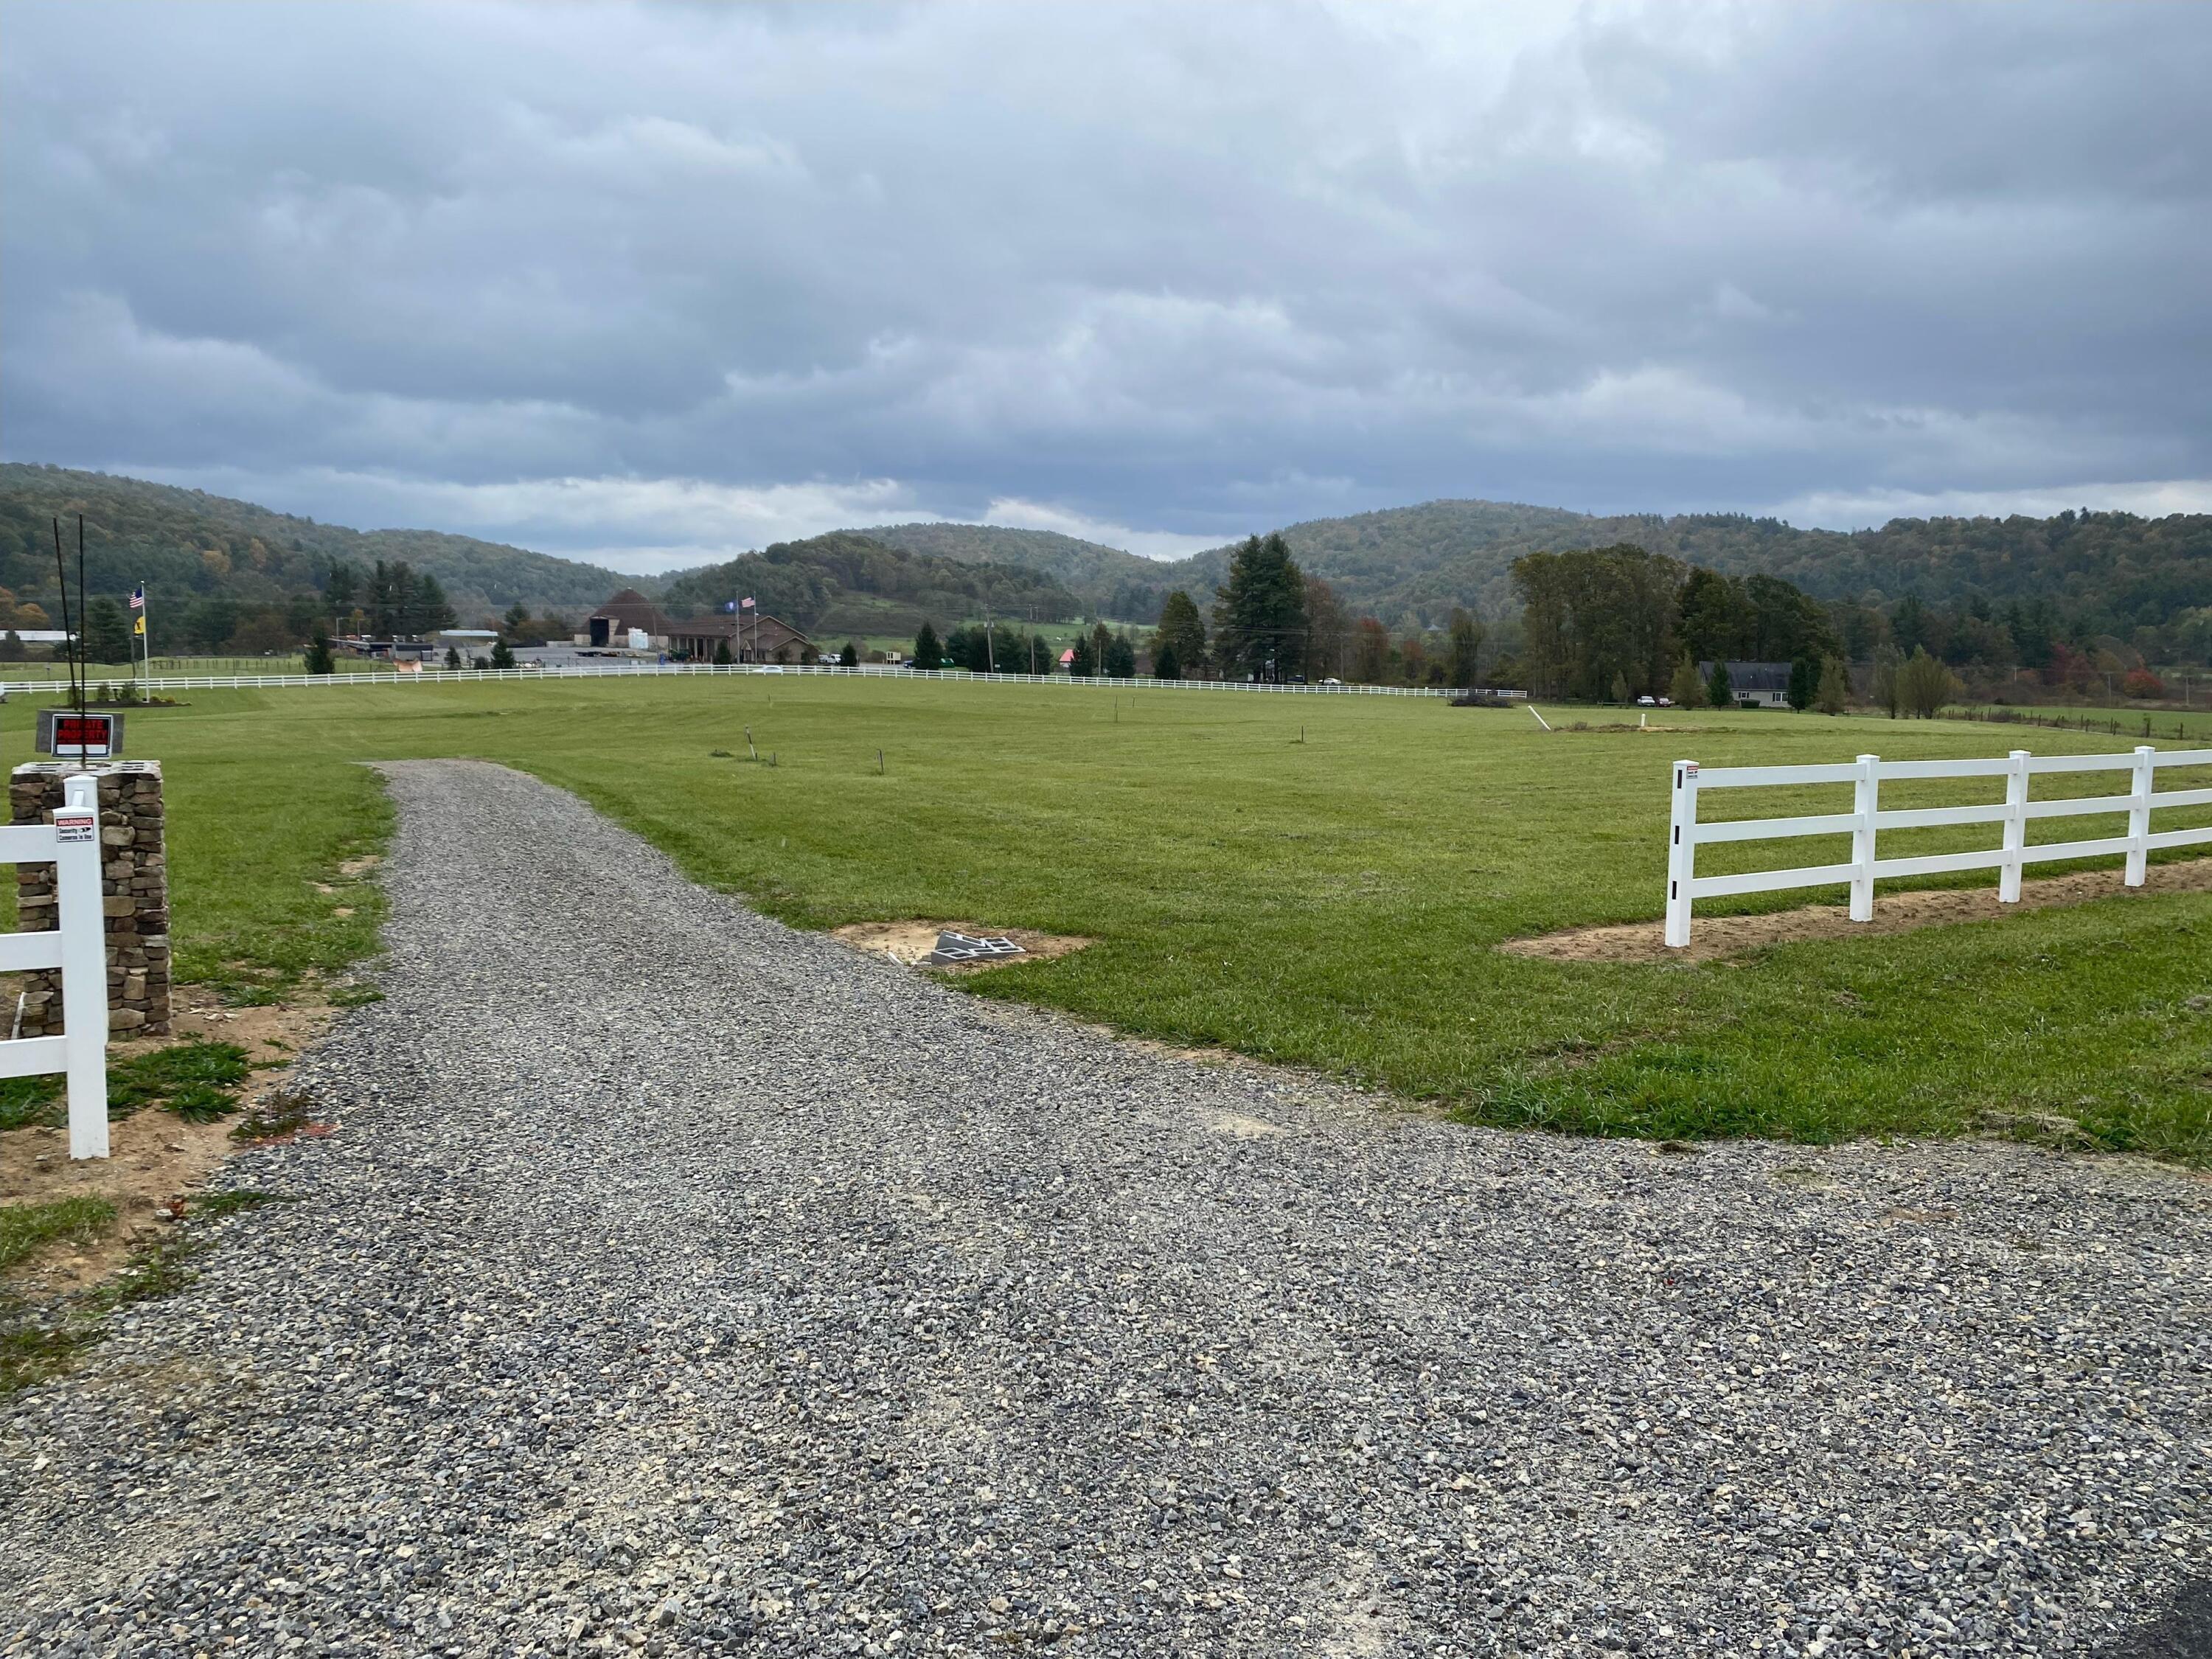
left=740, top=597, right=756, bottom=609
left=129, top=585, right=145, bottom=610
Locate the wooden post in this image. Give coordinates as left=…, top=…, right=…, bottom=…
left=1663, top=759, right=1698, bottom=948
left=1999, top=749, right=2030, bottom=904
left=2126, top=745, right=2155, bottom=886
left=1849, top=754, right=1879, bottom=922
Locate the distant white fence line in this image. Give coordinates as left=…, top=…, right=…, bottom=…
left=0, top=661, right=1484, bottom=698
left=0, top=774, right=110, bottom=1157
left=1663, top=745, right=2212, bottom=948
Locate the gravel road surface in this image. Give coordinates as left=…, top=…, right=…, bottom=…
left=4, top=759, right=2206, bottom=1657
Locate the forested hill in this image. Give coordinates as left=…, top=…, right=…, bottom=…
left=655, top=531, right=1081, bottom=639
left=0, top=465, right=630, bottom=620
left=857, top=524, right=1166, bottom=619
left=871, top=498, right=2212, bottom=639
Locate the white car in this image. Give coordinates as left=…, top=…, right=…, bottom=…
left=1637, top=695, right=1657, bottom=706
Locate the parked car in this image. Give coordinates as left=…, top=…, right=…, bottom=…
left=1637, top=695, right=1657, bottom=706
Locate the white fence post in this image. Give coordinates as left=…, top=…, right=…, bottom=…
left=54, top=774, right=110, bottom=1160
left=1999, top=748, right=2030, bottom=903
left=1849, top=754, right=1879, bottom=922
left=2126, top=744, right=2155, bottom=886
left=1663, top=759, right=1699, bottom=948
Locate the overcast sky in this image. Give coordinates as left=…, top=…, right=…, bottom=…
left=4, top=1, right=2208, bottom=571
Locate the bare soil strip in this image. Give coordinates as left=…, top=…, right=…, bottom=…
left=1502, top=856, right=2212, bottom=964
left=830, top=918, right=1091, bottom=972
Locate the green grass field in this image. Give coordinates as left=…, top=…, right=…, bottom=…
left=12, top=676, right=2209, bottom=1164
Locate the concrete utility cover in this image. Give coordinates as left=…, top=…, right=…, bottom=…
left=923, top=929, right=1026, bottom=966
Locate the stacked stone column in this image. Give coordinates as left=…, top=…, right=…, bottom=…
left=10, top=760, right=170, bottom=1037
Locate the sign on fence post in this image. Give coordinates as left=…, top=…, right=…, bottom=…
left=52, top=775, right=110, bottom=1158
left=1663, top=760, right=1699, bottom=948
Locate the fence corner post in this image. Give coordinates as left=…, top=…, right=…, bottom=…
left=1999, top=748, right=2031, bottom=903
left=55, top=773, right=110, bottom=1161
left=1663, top=759, right=1698, bottom=948
left=2126, top=743, right=2156, bottom=886
left=1850, top=754, right=1879, bottom=922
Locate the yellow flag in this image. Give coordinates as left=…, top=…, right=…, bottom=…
left=133, top=614, right=146, bottom=636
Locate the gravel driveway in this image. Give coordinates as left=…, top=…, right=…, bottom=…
left=3, top=759, right=2206, bottom=1658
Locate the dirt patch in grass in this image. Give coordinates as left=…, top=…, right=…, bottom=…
left=0, top=987, right=333, bottom=1291
left=1500, top=858, right=2212, bottom=964
left=830, top=919, right=1093, bottom=973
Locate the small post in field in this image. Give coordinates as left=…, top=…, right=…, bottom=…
left=1999, top=749, right=2030, bottom=903
left=2126, top=745, right=2155, bottom=886
left=1527, top=706, right=1553, bottom=732
left=746, top=727, right=757, bottom=762
left=1663, top=759, right=1698, bottom=948
left=1849, top=754, right=1879, bottom=922
left=877, top=749, right=884, bottom=774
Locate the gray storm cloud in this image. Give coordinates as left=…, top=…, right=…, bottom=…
left=2, top=0, right=2207, bottom=566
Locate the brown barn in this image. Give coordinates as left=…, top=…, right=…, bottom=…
left=583, top=591, right=813, bottom=661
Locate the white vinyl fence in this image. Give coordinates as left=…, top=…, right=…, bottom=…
left=1663, top=745, right=2212, bottom=948
left=1, top=774, right=111, bottom=1156
left=0, top=661, right=1482, bottom=699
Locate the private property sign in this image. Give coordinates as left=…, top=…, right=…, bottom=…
left=35, top=709, right=122, bottom=759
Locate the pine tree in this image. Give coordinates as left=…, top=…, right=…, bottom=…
left=1212, top=533, right=1307, bottom=681
left=84, top=597, right=133, bottom=664
left=839, top=640, right=860, bottom=667
left=1786, top=655, right=1817, bottom=711
left=1152, top=643, right=1181, bottom=681
left=714, top=638, right=732, bottom=664
left=1448, top=608, right=1483, bottom=688
left=1707, top=661, right=1733, bottom=709
left=305, top=635, right=334, bottom=675
left=490, top=637, right=515, bottom=669
left=1154, top=590, right=1208, bottom=676
left=912, top=621, right=942, bottom=669
left=444, top=647, right=462, bottom=669
left=1815, top=656, right=1849, bottom=714
left=1105, top=632, right=1137, bottom=678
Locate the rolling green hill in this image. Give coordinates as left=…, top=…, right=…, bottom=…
left=656, top=530, right=1081, bottom=639
left=0, top=465, right=631, bottom=622
left=874, top=498, right=2212, bottom=641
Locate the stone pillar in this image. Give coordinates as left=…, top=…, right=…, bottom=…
left=10, top=760, right=170, bottom=1037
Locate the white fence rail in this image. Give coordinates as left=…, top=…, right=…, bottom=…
left=0, top=661, right=1485, bottom=699
left=1663, top=745, right=2212, bottom=947
left=1, top=774, right=111, bottom=1156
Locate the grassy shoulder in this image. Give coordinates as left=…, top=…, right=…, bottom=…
left=11, top=676, right=2209, bottom=1166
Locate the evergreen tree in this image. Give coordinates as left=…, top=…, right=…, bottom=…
left=1152, top=643, right=1181, bottom=681
left=1105, top=631, right=1137, bottom=678
left=84, top=596, right=132, bottom=664
left=1154, top=590, right=1208, bottom=678
left=1815, top=656, right=1850, bottom=714
left=502, top=602, right=529, bottom=637
left=1896, top=647, right=1957, bottom=718
left=839, top=640, right=860, bottom=667
left=1448, top=608, right=1484, bottom=687
left=490, top=637, right=515, bottom=669
left=1212, top=533, right=1307, bottom=681
left=1786, top=655, right=1817, bottom=711
left=714, top=638, right=732, bottom=664
left=412, top=574, right=457, bottom=634
left=1707, top=660, right=1733, bottom=709
left=325, top=561, right=359, bottom=617
left=1871, top=644, right=1905, bottom=717
left=1068, top=630, right=1098, bottom=677
left=912, top=621, right=942, bottom=669
left=305, top=635, right=334, bottom=675
left=444, top=647, right=462, bottom=669
left=1668, top=655, right=1703, bottom=707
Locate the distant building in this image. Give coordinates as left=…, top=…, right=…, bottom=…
left=581, top=591, right=814, bottom=662
left=434, top=628, right=501, bottom=658
left=1698, top=661, right=1794, bottom=709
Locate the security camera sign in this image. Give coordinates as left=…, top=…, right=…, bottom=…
left=52, top=810, right=97, bottom=844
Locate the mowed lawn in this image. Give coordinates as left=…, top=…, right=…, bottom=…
left=21, top=675, right=2212, bottom=1164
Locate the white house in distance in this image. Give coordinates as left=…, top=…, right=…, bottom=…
left=1697, top=661, right=1794, bottom=709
